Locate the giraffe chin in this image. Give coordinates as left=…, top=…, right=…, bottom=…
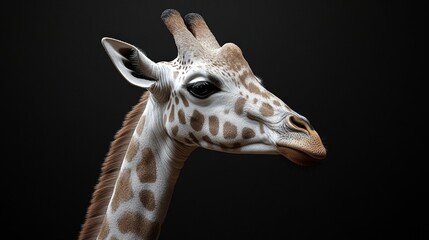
left=277, top=146, right=325, bottom=166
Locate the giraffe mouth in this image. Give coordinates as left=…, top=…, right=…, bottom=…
left=277, top=145, right=325, bottom=166
left=275, top=120, right=327, bottom=166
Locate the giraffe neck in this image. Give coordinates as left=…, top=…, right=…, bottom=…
left=98, top=96, right=194, bottom=240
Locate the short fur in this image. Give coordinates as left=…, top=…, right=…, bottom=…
left=79, top=92, right=150, bottom=240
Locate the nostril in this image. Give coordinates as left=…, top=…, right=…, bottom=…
left=287, top=115, right=311, bottom=133
left=291, top=116, right=306, bottom=129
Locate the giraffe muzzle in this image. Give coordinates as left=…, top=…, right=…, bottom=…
left=276, top=115, right=327, bottom=166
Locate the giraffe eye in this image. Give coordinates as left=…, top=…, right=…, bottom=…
left=187, top=81, right=220, bottom=99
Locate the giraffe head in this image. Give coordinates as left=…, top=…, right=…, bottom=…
left=102, top=9, right=326, bottom=165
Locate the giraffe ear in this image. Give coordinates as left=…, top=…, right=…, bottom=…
left=101, top=37, right=159, bottom=89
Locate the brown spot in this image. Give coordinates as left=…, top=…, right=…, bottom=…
left=178, top=109, right=186, bottom=124
left=139, top=190, right=156, bottom=211
left=248, top=82, right=261, bottom=95
left=180, top=94, right=189, bottom=107
left=111, top=169, right=133, bottom=211
left=242, top=127, right=255, bottom=139
left=233, top=142, right=242, bottom=148
left=223, top=122, right=238, bottom=139
left=260, top=102, right=274, bottom=117
left=202, top=135, right=213, bottom=144
left=273, top=100, right=281, bottom=106
left=137, top=148, right=157, bottom=183
left=98, top=218, right=109, bottom=240
left=190, top=110, right=204, bottom=131
left=259, top=122, right=265, bottom=134
left=253, top=98, right=258, bottom=104
left=136, top=115, right=146, bottom=135
left=117, top=211, right=160, bottom=239
left=208, top=116, right=219, bottom=136
left=189, top=133, right=199, bottom=144
left=125, top=137, right=139, bottom=162
left=172, top=125, right=179, bottom=136
left=110, top=237, right=118, bottom=240
left=261, top=91, right=271, bottom=99
left=239, top=70, right=249, bottom=85
left=224, top=109, right=230, bottom=114
left=175, top=96, right=179, bottom=105
left=234, top=97, right=246, bottom=115
left=169, top=104, right=175, bottom=122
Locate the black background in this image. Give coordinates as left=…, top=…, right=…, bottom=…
left=3, top=1, right=427, bottom=239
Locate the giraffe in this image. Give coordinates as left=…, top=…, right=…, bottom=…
left=79, top=9, right=326, bottom=240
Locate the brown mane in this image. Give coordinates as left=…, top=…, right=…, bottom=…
left=78, top=92, right=150, bottom=240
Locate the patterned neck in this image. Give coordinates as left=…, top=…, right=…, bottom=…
left=97, top=96, right=194, bottom=240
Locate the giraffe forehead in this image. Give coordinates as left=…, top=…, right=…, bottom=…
left=167, top=45, right=251, bottom=85
left=209, top=50, right=250, bottom=78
